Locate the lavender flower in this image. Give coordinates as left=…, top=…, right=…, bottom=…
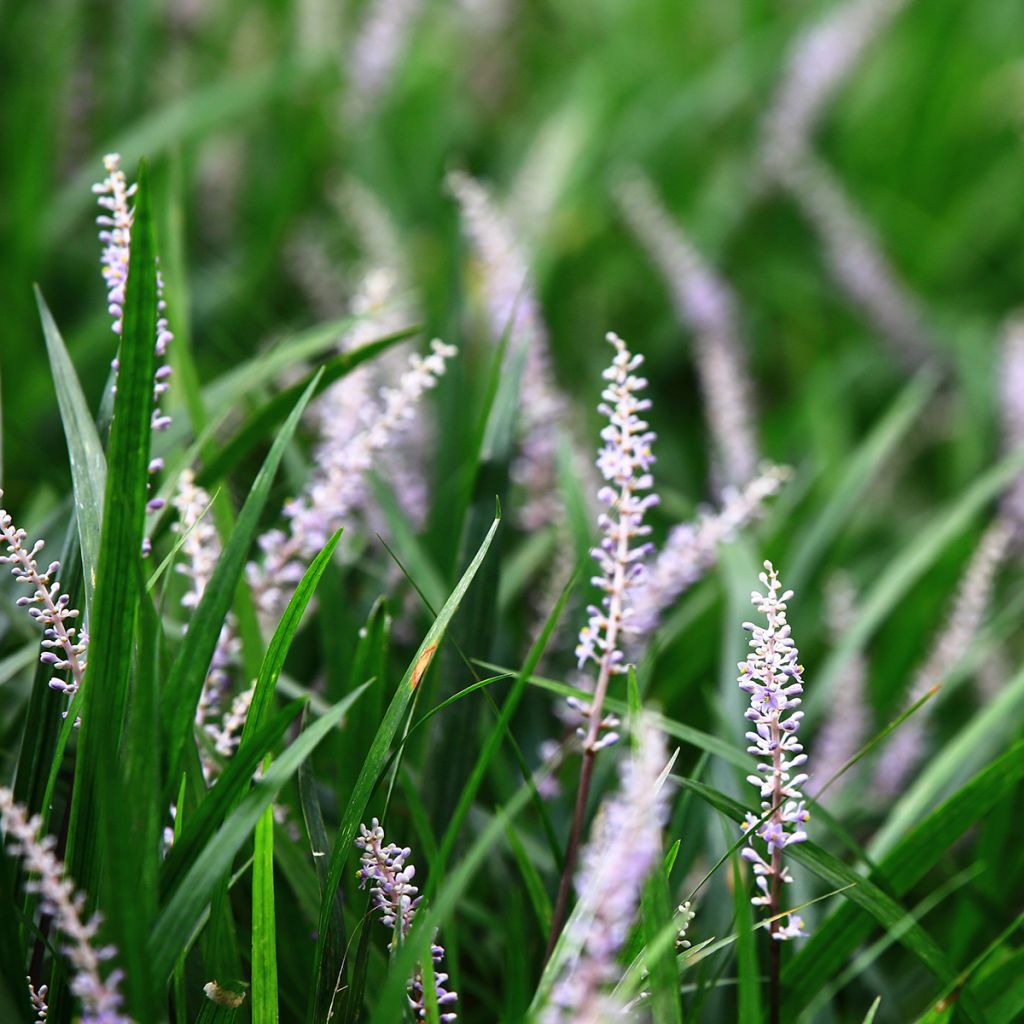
left=999, top=314, right=1024, bottom=537
left=28, top=979, right=48, bottom=1022
left=0, top=788, right=131, bottom=1024
left=573, top=333, right=658, bottom=745
left=355, top=819, right=457, bottom=1021
left=617, top=174, right=760, bottom=487
left=873, top=518, right=1012, bottom=797
left=0, top=493, right=88, bottom=702
left=807, top=575, right=869, bottom=801
left=448, top=170, right=577, bottom=530
left=247, top=339, right=457, bottom=623
left=785, top=154, right=932, bottom=364
left=543, top=719, right=673, bottom=1023
left=759, top=0, right=911, bottom=182
left=738, top=561, right=809, bottom=942
left=629, top=464, right=791, bottom=644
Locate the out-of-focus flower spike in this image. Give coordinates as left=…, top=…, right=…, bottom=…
left=758, top=0, right=912, bottom=183
left=874, top=518, right=1012, bottom=797
left=345, top=0, right=424, bottom=122
left=247, top=340, right=457, bottom=623
left=807, top=575, right=868, bottom=800
left=785, top=155, right=933, bottom=365
left=629, top=464, right=791, bottom=645
left=0, top=788, right=131, bottom=1024
left=737, top=561, right=809, bottom=941
left=999, top=314, right=1024, bottom=539
left=171, top=470, right=240, bottom=744
left=355, top=820, right=457, bottom=1021
left=448, top=170, right=575, bottom=530
left=617, top=174, right=760, bottom=487
left=0, top=493, right=88, bottom=705
left=542, top=718, right=673, bottom=1023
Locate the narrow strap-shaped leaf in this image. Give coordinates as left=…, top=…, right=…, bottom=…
left=252, top=756, right=279, bottom=1024
left=782, top=739, right=1024, bottom=1015
left=307, top=513, right=501, bottom=1023
left=35, top=286, right=107, bottom=612
left=69, top=159, right=158, bottom=1018
left=160, top=700, right=306, bottom=900
left=162, top=370, right=322, bottom=787
left=237, top=527, right=342, bottom=756
left=148, top=686, right=368, bottom=983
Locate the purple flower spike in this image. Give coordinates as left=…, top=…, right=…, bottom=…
left=355, top=820, right=457, bottom=1022
left=738, top=561, right=809, bottom=941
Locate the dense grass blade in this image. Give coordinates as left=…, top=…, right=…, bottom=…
left=148, top=688, right=366, bottom=984
left=67, top=160, right=159, bottom=1019
left=252, top=757, right=279, bottom=1024
left=307, top=512, right=501, bottom=1023
left=35, top=286, right=106, bottom=612
left=161, top=370, right=322, bottom=787
left=781, top=741, right=1024, bottom=1016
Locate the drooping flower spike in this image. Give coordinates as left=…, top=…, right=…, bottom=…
left=0, top=788, right=131, bottom=1024
left=355, top=819, right=457, bottom=1021
left=737, top=561, right=809, bottom=941
left=0, top=493, right=88, bottom=705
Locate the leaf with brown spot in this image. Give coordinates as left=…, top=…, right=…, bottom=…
left=412, top=644, right=438, bottom=690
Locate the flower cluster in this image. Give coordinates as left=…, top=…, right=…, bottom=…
left=873, top=518, right=1011, bottom=797
left=617, top=174, right=759, bottom=487
left=0, top=788, right=130, bottom=1024
left=345, top=0, right=424, bottom=121
left=543, top=719, right=672, bottom=1023
left=629, top=464, right=791, bottom=644
left=355, top=819, right=457, bottom=1022
left=93, top=153, right=175, bottom=531
left=28, top=979, right=48, bottom=1022
left=0, top=493, right=88, bottom=703
left=737, top=562, right=809, bottom=941
left=575, top=333, right=658, bottom=684
left=247, top=339, right=457, bottom=622
left=449, top=171, right=578, bottom=531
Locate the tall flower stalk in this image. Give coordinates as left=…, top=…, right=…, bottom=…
left=546, top=332, right=658, bottom=957
left=999, top=314, right=1024, bottom=538
left=543, top=718, right=672, bottom=1023
left=1, top=493, right=88, bottom=704
left=737, top=562, right=809, bottom=1024
left=355, top=819, right=457, bottom=1021
left=0, top=788, right=130, bottom=1024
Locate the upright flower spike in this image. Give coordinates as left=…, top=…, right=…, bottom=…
left=738, top=561, right=809, bottom=943
left=247, top=339, right=457, bottom=623
left=543, top=719, right=673, bottom=1024
left=345, top=0, right=424, bottom=121
left=873, top=518, right=1012, bottom=797
left=617, top=174, right=760, bottom=487
left=0, top=493, right=88, bottom=703
left=547, top=332, right=659, bottom=954
left=93, top=154, right=175, bottom=534
left=0, top=788, right=131, bottom=1024
left=629, top=464, right=791, bottom=645
left=355, top=820, right=457, bottom=1022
